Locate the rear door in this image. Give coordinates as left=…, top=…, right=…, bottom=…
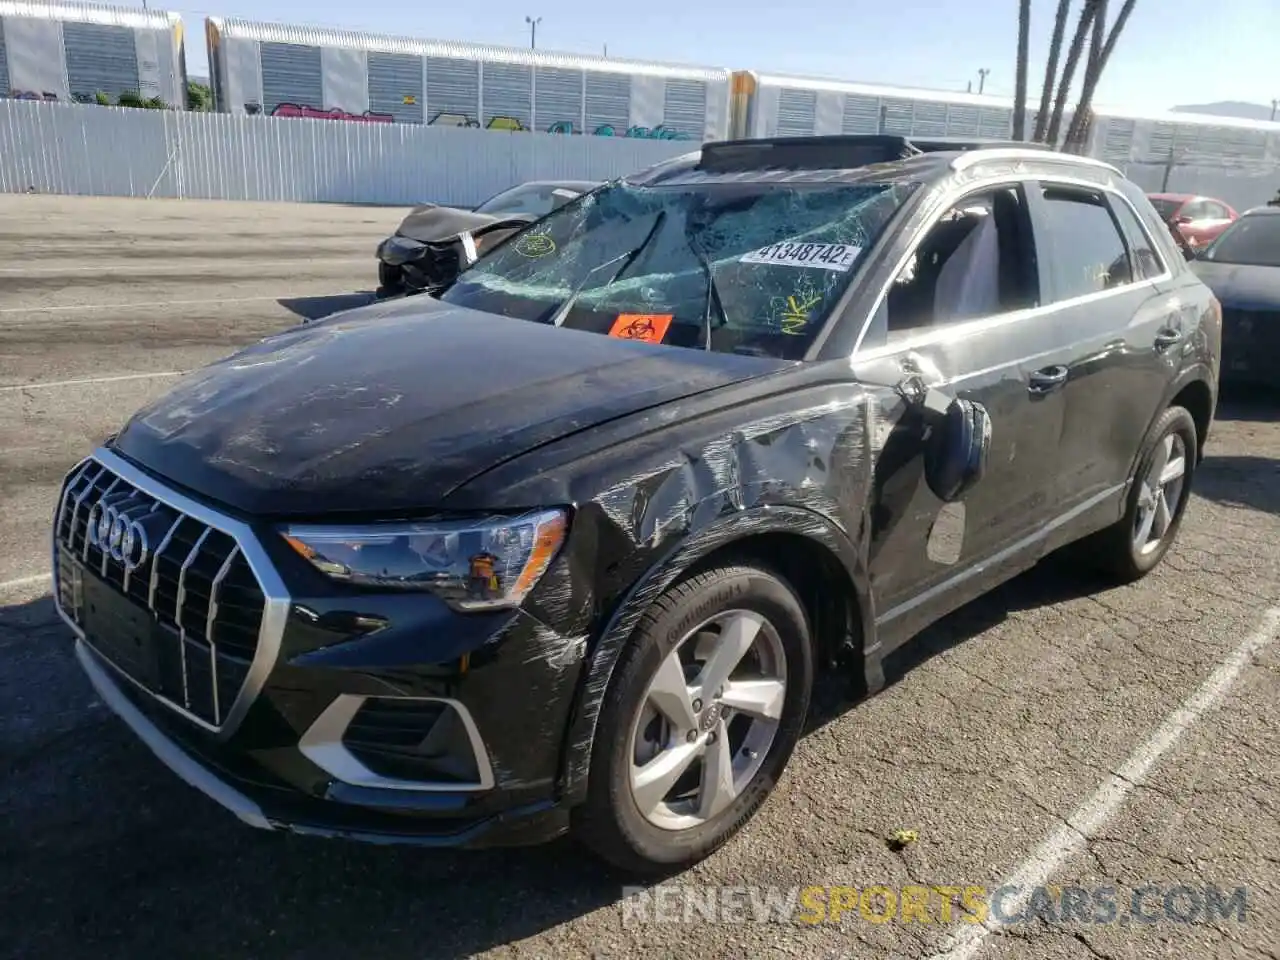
left=851, top=182, right=1071, bottom=644
left=1025, top=179, right=1181, bottom=525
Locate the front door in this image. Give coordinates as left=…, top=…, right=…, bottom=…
left=852, top=182, right=1070, bottom=647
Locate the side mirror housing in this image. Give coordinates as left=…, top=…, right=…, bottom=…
left=894, top=374, right=992, bottom=503
left=923, top=397, right=992, bottom=502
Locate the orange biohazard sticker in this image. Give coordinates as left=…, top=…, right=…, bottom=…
left=609, top=313, right=673, bottom=343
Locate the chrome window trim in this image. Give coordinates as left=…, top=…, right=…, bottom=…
left=850, top=171, right=1174, bottom=365
left=299, top=694, right=497, bottom=793
left=51, top=446, right=290, bottom=741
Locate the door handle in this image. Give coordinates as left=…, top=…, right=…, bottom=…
left=1154, top=328, right=1183, bottom=351
left=1028, top=365, right=1068, bottom=394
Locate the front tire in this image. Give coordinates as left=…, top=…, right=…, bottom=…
left=376, top=261, right=404, bottom=299
left=1088, top=405, right=1198, bottom=583
left=572, top=563, right=814, bottom=875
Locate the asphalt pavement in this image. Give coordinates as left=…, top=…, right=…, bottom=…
left=1, top=194, right=1277, bottom=960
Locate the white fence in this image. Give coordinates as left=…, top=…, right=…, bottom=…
left=3, top=98, right=1277, bottom=213
left=0, top=99, right=693, bottom=206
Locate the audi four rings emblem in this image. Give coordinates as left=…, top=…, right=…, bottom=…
left=86, top=501, right=151, bottom=572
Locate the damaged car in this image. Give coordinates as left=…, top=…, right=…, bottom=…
left=375, top=179, right=599, bottom=298
left=52, top=135, right=1219, bottom=875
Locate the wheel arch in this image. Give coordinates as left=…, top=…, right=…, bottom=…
left=556, top=504, right=874, bottom=806
left=1169, top=375, right=1214, bottom=464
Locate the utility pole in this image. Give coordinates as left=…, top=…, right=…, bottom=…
left=1161, top=144, right=1182, bottom=192
left=1272, top=98, right=1278, bottom=122
left=525, top=15, right=541, bottom=49
left=977, top=68, right=990, bottom=95
left=603, top=43, right=608, bottom=57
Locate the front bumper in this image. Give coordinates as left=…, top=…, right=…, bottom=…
left=53, top=448, right=586, bottom=849
left=75, top=639, right=570, bottom=847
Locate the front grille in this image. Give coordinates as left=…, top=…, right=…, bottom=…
left=54, top=458, right=268, bottom=728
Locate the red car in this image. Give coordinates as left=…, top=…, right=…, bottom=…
left=1147, top=192, right=1239, bottom=249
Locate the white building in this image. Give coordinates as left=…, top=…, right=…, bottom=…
left=0, top=0, right=186, bottom=107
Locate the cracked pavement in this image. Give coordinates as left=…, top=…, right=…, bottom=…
left=1, top=195, right=1277, bottom=960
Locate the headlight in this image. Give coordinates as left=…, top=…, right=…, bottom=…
left=380, top=235, right=427, bottom=266
left=281, top=509, right=568, bottom=611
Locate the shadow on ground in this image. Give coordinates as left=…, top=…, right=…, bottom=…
left=1214, top=385, right=1280, bottom=423
left=1194, top=455, right=1280, bottom=514
left=277, top=292, right=377, bottom=322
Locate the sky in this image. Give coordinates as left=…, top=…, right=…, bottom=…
left=167, top=0, right=1278, bottom=113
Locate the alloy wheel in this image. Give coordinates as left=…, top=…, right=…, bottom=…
left=626, top=609, right=787, bottom=831
left=1133, top=431, right=1188, bottom=556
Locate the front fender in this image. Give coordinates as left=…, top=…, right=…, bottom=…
left=556, top=502, right=874, bottom=806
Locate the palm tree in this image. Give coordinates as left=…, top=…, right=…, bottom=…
left=1033, top=0, right=1073, bottom=142
left=1012, top=0, right=1032, bottom=139
left=1063, top=0, right=1109, bottom=150
left=1045, top=0, right=1099, bottom=146
left=1065, top=0, right=1139, bottom=151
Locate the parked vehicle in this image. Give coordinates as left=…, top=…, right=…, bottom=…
left=1147, top=192, right=1239, bottom=250
left=53, top=135, right=1219, bottom=875
left=1189, top=205, right=1280, bottom=385
left=376, top=180, right=600, bottom=298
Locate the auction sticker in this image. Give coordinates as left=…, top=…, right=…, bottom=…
left=609, top=313, right=673, bottom=343
left=740, top=241, right=861, bottom=271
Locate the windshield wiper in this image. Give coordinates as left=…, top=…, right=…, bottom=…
left=685, top=232, right=729, bottom=351
left=548, top=210, right=667, bottom=327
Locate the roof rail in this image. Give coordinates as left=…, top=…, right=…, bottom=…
left=906, top=137, right=1053, bottom=154
left=697, top=134, right=1094, bottom=173
left=948, top=146, right=1121, bottom=174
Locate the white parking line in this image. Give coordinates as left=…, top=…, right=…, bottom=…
left=0, top=572, right=52, bottom=593
left=927, top=606, right=1280, bottom=960
left=0, top=294, right=286, bottom=314
left=0, top=370, right=188, bottom=393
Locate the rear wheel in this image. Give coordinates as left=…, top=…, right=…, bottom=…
left=1087, top=405, right=1198, bottom=583
left=572, top=563, right=814, bottom=875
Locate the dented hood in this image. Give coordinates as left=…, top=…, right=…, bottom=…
left=109, top=299, right=784, bottom=517
left=395, top=204, right=531, bottom=244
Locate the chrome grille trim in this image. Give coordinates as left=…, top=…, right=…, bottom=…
left=51, top=446, right=292, bottom=741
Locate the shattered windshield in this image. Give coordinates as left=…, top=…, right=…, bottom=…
left=438, top=178, right=918, bottom=361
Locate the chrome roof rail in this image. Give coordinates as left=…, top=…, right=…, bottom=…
left=950, top=147, right=1122, bottom=175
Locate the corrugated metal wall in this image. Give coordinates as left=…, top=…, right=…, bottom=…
left=0, top=98, right=693, bottom=205
left=62, top=21, right=141, bottom=101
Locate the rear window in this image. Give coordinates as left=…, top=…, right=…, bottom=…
left=438, top=178, right=919, bottom=361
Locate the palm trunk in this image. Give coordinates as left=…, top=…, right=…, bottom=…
left=1066, top=0, right=1137, bottom=152
left=1065, top=0, right=1109, bottom=151
left=1012, top=0, right=1032, bottom=139
left=1033, top=0, right=1073, bottom=142
left=1045, top=0, right=1098, bottom=146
